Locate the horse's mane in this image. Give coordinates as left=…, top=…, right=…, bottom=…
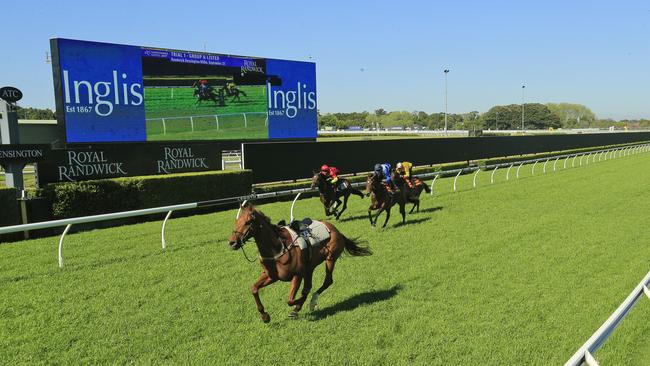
left=251, top=206, right=283, bottom=234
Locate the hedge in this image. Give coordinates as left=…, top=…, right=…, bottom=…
left=45, top=170, right=253, bottom=219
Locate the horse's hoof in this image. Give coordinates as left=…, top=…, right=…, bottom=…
left=261, top=313, right=271, bottom=323
left=288, top=311, right=299, bottom=319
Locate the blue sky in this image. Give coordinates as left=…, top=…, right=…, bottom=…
left=2, top=0, right=648, bottom=119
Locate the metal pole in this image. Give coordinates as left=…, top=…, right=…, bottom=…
left=215, top=115, right=219, bottom=130
left=521, top=85, right=525, bottom=131
left=472, top=169, right=480, bottom=188
left=444, top=69, right=449, bottom=133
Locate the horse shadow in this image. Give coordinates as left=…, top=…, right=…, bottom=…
left=392, top=217, right=431, bottom=228
left=308, top=284, right=402, bottom=321
left=338, top=214, right=369, bottom=223
left=413, top=206, right=443, bottom=214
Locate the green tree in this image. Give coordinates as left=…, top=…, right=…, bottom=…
left=546, top=103, right=596, bottom=128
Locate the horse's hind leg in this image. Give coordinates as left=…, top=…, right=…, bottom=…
left=399, top=203, right=406, bottom=224
left=287, top=275, right=302, bottom=307
left=310, top=259, right=336, bottom=311
left=409, top=199, right=419, bottom=214
left=252, top=272, right=277, bottom=323
left=336, top=195, right=349, bottom=219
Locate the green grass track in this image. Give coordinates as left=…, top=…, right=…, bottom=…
left=1, top=150, right=650, bottom=364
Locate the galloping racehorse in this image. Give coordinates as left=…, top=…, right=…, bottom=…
left=219, top=86, right=247, bottom=102
left=365, top=173, right=406, bottom=228
left=391, top=173, right=431, bottom=213
left=311, top=172, right=364, bottom=219
left=229, top=202, right=372, bottom=323
left=192, top=84, right=222, bottom=106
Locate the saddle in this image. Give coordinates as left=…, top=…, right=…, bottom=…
left=278, top=218, right=331, bottom=255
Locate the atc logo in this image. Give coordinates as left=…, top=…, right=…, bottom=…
left=56, top=39, right=147, bottom=142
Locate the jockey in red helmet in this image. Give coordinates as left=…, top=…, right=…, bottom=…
left=320, top=164, right=340, bottom=189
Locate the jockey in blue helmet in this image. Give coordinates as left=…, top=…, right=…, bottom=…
left=373, top=163, right=393, bottom=193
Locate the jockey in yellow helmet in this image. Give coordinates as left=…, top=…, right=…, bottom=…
left=396, top=161, right=414, bottom=188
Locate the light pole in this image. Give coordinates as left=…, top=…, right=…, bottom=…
left=444, top=69, right=449, bottom=132
left=521, top=85, right=526, bottom=131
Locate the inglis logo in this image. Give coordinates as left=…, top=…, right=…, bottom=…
left=267, top=82, right=316, bottom=119
left=62, top=70, right=144, bottom=117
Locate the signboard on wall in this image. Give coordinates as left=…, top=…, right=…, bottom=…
left=36, top=142, right=222, bottom=185
left=50, top=38, right=317, bottom=144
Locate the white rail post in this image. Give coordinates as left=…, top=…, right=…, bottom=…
left=564, top=156, right=570, bottom=169
left=236, top=200, right=249, bottom=219
left=265, top=115, right=268, bottom=126
left=516, top=162, right=523, bottom=179
left=58, top=224, right=72, bottom=268
left=506, top=163, right=514, bottom=180
left=453, top=170, right=462, bottom=192
left=531, top=160, right=538, bottom=175
left=472, top=169, right=480, bottom=188
left=584, top=350, right=598, bottom=366
left=572, top=155, right=578, bottom=168
left=161, top=210, right=173, bottom=250
left=190, top=116, right=195, bottom=132
left=243, top=113, right=248, bottom=128
left=290, top=192, right=302, bottom=222
left=592, top=153, right=596, bottom=163
left=171, top=88, right=174, bottom=99
left=490, top=166, right=498, bottom=184
left=543, top=158, right=549, bottom=173
left=430, top=174, right=439, bottom=195
left=162, top=118, right=167, bottom=135
left=579, top=154, right=585, bottom=166
left=553, top=157, right=560, bottom=172
left=215, top=115, right=219, bottom=130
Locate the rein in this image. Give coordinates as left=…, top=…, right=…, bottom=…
left=234, top=218, right=295, bottom=263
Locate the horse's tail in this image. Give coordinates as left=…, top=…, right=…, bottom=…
left=421, top=180, right=431, bottom=194
left=350, top=187, right=365, bottom=199
left=343, top=236, right=372, bottom=257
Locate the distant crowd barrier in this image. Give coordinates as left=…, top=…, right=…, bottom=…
left=243, top=132, right=650, bottom=183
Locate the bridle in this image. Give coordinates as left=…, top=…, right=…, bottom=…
left=232, top=213, right=295, bottom=263
left=232, top=216, right=260, bottom=262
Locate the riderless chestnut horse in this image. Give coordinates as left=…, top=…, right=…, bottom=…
left=311, top=172, right=364, bottom=219
left=365, top=173, right=406, bottom=228
left=229, top=202, right=372, bottom=323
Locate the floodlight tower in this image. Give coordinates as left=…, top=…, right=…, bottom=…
left=521, top=85, right=526, bottom=130
left=444, top=69, right=450, bottom=132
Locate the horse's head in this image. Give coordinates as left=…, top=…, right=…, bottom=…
left=311, top=171, right=325, bottom=190
left=228, top=201, right=261, bottom=250
left=365, top=173, right=377, bottom=196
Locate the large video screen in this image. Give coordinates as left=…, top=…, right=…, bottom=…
left=50, top=38, right=317, bottom=143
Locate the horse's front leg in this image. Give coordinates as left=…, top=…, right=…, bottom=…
left=381, top=205, right=392, bottom=228
left=287, top=275, right=302, bottom=307
left=252, top=272, right=277, bottom=323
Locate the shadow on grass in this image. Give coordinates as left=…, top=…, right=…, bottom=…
left=392, top=217, right=431, bottom=228
left=309, top=284, right=402, bottom=321
left=338, top=214, right=370, bottom=223
left=412, top=206, right=443, bottom=214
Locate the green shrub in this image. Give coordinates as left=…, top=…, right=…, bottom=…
left=46, top=170, right=252, bottom=218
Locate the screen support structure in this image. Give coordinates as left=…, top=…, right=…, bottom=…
left=0, top=100, right=25, bottom=190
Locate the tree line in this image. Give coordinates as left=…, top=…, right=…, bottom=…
left=319, top=103, right=650, bottom=130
